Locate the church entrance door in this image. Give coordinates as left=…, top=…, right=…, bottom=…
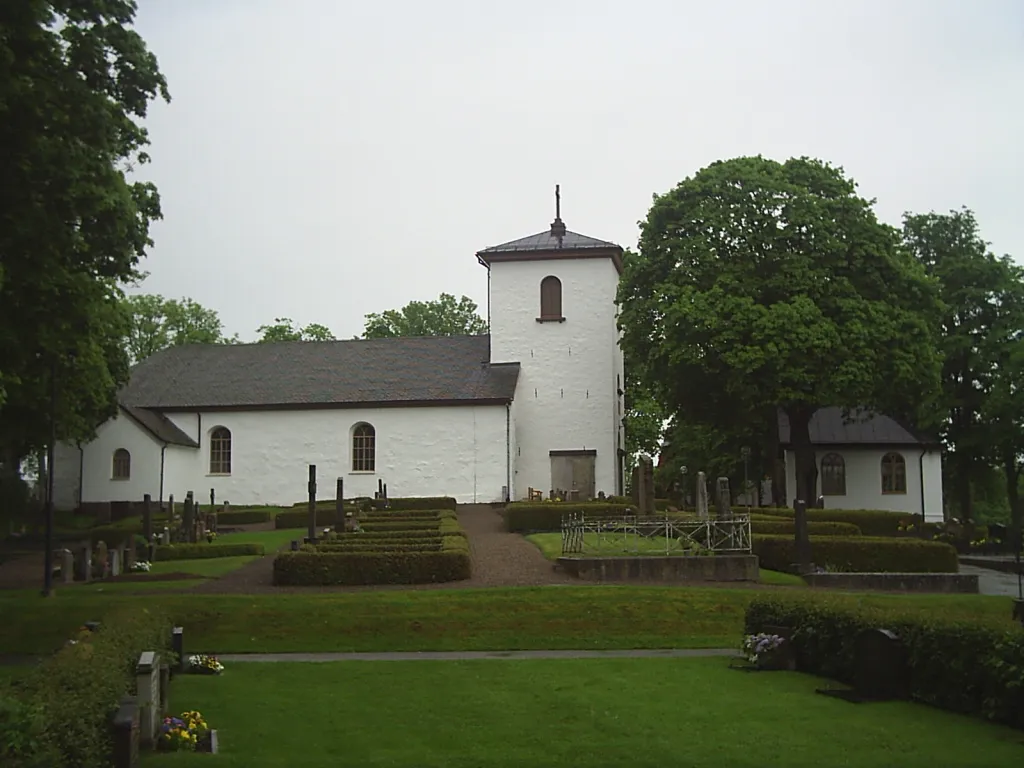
left=549, top=450, right=596, bottom=500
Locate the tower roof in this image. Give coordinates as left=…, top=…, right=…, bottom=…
left=476, top=185, right=623, bottom=272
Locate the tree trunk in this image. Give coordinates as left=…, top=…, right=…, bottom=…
left=956, top=449, right=973, bottom=523
left=786, top=407, right=818, bottom=505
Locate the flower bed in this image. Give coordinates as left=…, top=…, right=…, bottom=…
left=158, top=710, right=211, bottom=752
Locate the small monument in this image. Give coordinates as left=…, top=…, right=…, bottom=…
left=637, top=454, right=655, bottom=515
left=695, top=471, right=709, bottom=520
left=714, top=477, right=732, bottom=519
left=760, top=477, right=773, bottom=507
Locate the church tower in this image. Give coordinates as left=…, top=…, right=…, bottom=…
left=476, top=187, right=626, bottom=499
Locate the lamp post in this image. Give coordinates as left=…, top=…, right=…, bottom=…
left=42, top=357, right=57, bottom=597
left=740, top=446, right=751, bottom=512
left=680, top=465, right=688, bottom=507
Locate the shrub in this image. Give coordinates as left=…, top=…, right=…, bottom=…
left=504, top=502, right=635, bottom=533
left=753, top=507, right=928, bottom=537
left=215, top=509, right=272, bottom=525
left=273, top=537, right=470, bottom=585
left=336, top=530, right=463, bottom=541
left=745, top=595, right=1024, bottom=729
left=372, top=496, right=458, bottom=511
left=153, top=542, right=264, bottom=560
left=752, top=534, right=958, bottom=573
left=750, top=520, right=861, bottom=537
left=362, top=509, right=450, bottom=520
left=2, top=606, right=173, bottom=767
left=313, top=541, right=445, bottom=553
left=274, top=508, right=357, bottom=530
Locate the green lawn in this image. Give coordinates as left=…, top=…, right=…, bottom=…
left=0, top=586, right=1015, bottom=657
left=150, top=556, right=259, bottom=578
left=144, top=658, right=1023, bottom=768
left=524, top=532, right=806, bottom=586
left=51, top=579, right=207, bottom=594
left=211, top=529, right=295, bottom=551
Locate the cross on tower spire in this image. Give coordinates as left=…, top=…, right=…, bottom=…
left=549, top=183, right=566, bottom=246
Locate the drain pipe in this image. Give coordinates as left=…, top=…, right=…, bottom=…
left=918, top=447, right=927, bottom=530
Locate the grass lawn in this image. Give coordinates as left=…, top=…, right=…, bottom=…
left=150, top=556, right=259, bottom=578
left=145, top=658, right=1023, bottom=768
left=211, top=529, right=295, bottom=551
left=524, top=532, right=806, bottom=586
left=0, top=586, right=1015, bottom=657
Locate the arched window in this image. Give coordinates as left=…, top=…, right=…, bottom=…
left=112, top=449, right=131, bottom=480
left=352, top=423, right=376, bottom=472
left=881, top=452, right=906, bottom=494
left=539, top=275, right=562, bottom=320
left=820, top=453, right=845, bottom=495
left=210, top=427, right=232, bottom=475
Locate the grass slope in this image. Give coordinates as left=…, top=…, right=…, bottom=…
left=0, top=586, right=1014, bottom=656
left=147, top=658, right=1024, bottom=768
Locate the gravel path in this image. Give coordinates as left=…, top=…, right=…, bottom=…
left=191, top=504, right=577, bottom=594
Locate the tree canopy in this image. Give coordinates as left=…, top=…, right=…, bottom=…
left=618, top=156, right=944, bottom=505
left=256, top=318, right=336, bottom=343
left=0, top=1, right=169, bottom=468
left=362, top=293, right=488, bottom=339
left=123, top=294, right=235, bottom=364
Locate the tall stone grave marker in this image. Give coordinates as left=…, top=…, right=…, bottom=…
left=714, top=477, right=732, bottom=519
left=136, top=652, right=161, bottom=747
left=696, top=471, right=709, bottom=520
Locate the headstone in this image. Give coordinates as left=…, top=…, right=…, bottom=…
left=714, top=477, right=731, bottom=519
left=135, top=651, right=160, bottom=747
left=760, top=477, right=773, bottom=507
left=96, top=502, right=112, bottom=525
left=635, top=453, right=655, bottom=515
left=853, top=628, right=910, bottom=700
left=124, top=543, right=136, bottom=571
left=794, top=499, right=812, bottom=573
left=183, top=493, right=195, bottom=544
left=162, top=526, right=170, bottom=546
left=307, top=464, right=317, bottom=542
left=111, top=695, right=140, bottom=768
left=142, top=494, right=153, bottom=545
left=60, top=549, right=74, bottom=584
left=210, top=488, right=215, bottom=510
left=208, top=730, right=219, bottom=754
left=110, top=547, right=122, bottom=577
left=208, top=512, right=218, bottom=534
left=696, top=472, right=709, bottom=520
left=75, top=545, right=92, bottom=582
left=168, top=494, right=175, bottom=523
left=159, top=663, right=170, bottom=712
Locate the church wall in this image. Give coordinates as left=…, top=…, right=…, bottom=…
left=782, top=446, right=943, bottom=521
left=160, top=404, right=509, bottom=505
left=490, top=257, right=620, bottom=498
left=55, top=411, right=165, bottom=507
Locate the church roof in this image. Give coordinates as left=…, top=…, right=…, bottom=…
left=777, top=407, right=939, bottom=447
left=120, top=405, right=199, bottom=447
left=477, top=229, right=620, bottom=254
left=118, top=335, right=520, bottom=411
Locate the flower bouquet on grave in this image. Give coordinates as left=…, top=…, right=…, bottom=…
left=158, top=710, right=210, bottom=752
left=188, top=653, right=225, bottom=675
left=130, top=560, right=152, bottom=573
left=206, top=531, right=219, bottom=543
left=740, top=633, right=787, bottom=670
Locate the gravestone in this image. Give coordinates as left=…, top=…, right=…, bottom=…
left=168, top=494, right=175, bottom=524
left=61, top=549, right=74, bottom=584
left=75, top=545, right=92, bottom=582
left=124, top=543, right=136, bottom=571
left=142, top=494, right=153, bottom=546
left=135, top=652, right=161, bottom=747
left=714, top=477, right=731, bottom=519
left=760, top=477, right=773, bottom=507
left=171, top=627, right=185, bottom=674
left=636, top=453, right=655, bottom=515
left=307, top=464, right=317, bottom=543
left=695, top=472, right=709, bottom=520
left=208, top=512, right=218, bottom=534
left=95, top=540, right=109, bottom=579
left=162, top=526, right=170, bottom=546
left=853, top=628, right=910, bottom=700
left=336, top=477, right=344, bottom=526
left=183, top=494, right=195, bottom=544
left=111, top=695, right=140, bottom=768
left=111, top=547, right=122, bottom=577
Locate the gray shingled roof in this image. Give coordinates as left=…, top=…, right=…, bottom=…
left=119, top=335, right=520, bottom=410
left=121, top=405, right=199, bottom=447
left=477, top=229, right=620, bottom=254
left=777, top=407, right=936, bottom=446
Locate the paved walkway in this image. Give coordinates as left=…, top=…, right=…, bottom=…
left=216, top=648, right=740, bottom=662
left=958, top=564, right=1023, bottom=597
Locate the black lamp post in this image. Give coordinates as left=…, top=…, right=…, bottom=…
left=741, top=446, right=751, bottom=512
left=42, top=357, right=57, bottom=597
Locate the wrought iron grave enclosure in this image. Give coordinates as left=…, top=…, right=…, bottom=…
left=560, top=513, right=752, bottom=556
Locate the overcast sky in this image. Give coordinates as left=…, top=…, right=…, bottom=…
left=130, top=0, right=1024, bottom=342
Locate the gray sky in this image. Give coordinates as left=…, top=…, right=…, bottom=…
left=131, top=0, right=1024, bottom=342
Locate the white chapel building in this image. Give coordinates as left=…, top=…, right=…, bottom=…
left=52, top=207, right=627, bottom=508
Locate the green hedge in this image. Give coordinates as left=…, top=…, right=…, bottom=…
left=372, top=496, right=458, bottom=511
left=0, top=605, right=173, bottom=767
left=333, top=530, right=461, bottom=541
left=273, top=538, right=470, bottom=585
left=313, top=541, right=445, bottom=553
left=505, top=502, right=635, bottom=533
left=216, top=509, right=272, bottom=525
left=750, top=520, right=861, bottom=537
left=363, top=509, right=450, bottom=520
left=753, top=507, right=935, bottom=537
left=275, top=508, right=357, bottom=530
left=752, top=534, right=958, bottom=573
left=153, top=542, right=264, bottom=560
left=745, top=596, right=1024, bottom=729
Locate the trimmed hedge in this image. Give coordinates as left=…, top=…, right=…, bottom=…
left=752, top=534, right=958, bottom=573
left=372, top=496, right=458, bottom=511
left=745, top=596, right=1024, bottom=729
left=216, top=509, right=272, bottom=525
left=753, top=507, right=934, bottom=537
left=0, top=605, right=173, bottom=767
left=750, top=520, right=861, bottom=537
left=274, top=508, right=357, bottom=529
left=505, top=502, right=635, bottom=533
left=153, top=542, right=264, bottom=560
left=273, top=537, right=470, bottom=585
left=363, top=509, right=450, bottom=519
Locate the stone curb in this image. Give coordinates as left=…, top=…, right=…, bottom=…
left=216, top=648, right=740, bottom=662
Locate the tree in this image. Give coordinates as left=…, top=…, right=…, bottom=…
left=256, top=318, right=336, bottom=343
left=0, top=2, right=169, bottom=475
left=902, top=208, right=1018, bottom=522
left=618, top=156, right=943, bottom=505
left=123, top=294, right=231, bottom=364
left=362, top=293, right=488, bottom=339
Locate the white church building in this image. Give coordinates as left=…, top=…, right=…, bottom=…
left=52, top=204, right=627, bottom=508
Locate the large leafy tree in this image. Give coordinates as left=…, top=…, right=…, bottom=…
left=256, top=318, right=336, bottom=343
left=124, top=294, right=234, bottom=364
left=0, top=2, right=169, bottom=473
left=618, top=156, right=943, bottom=505
left=362, top=293, right=488, bottom=339
left=902, top=208, right=1018, bottom=522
